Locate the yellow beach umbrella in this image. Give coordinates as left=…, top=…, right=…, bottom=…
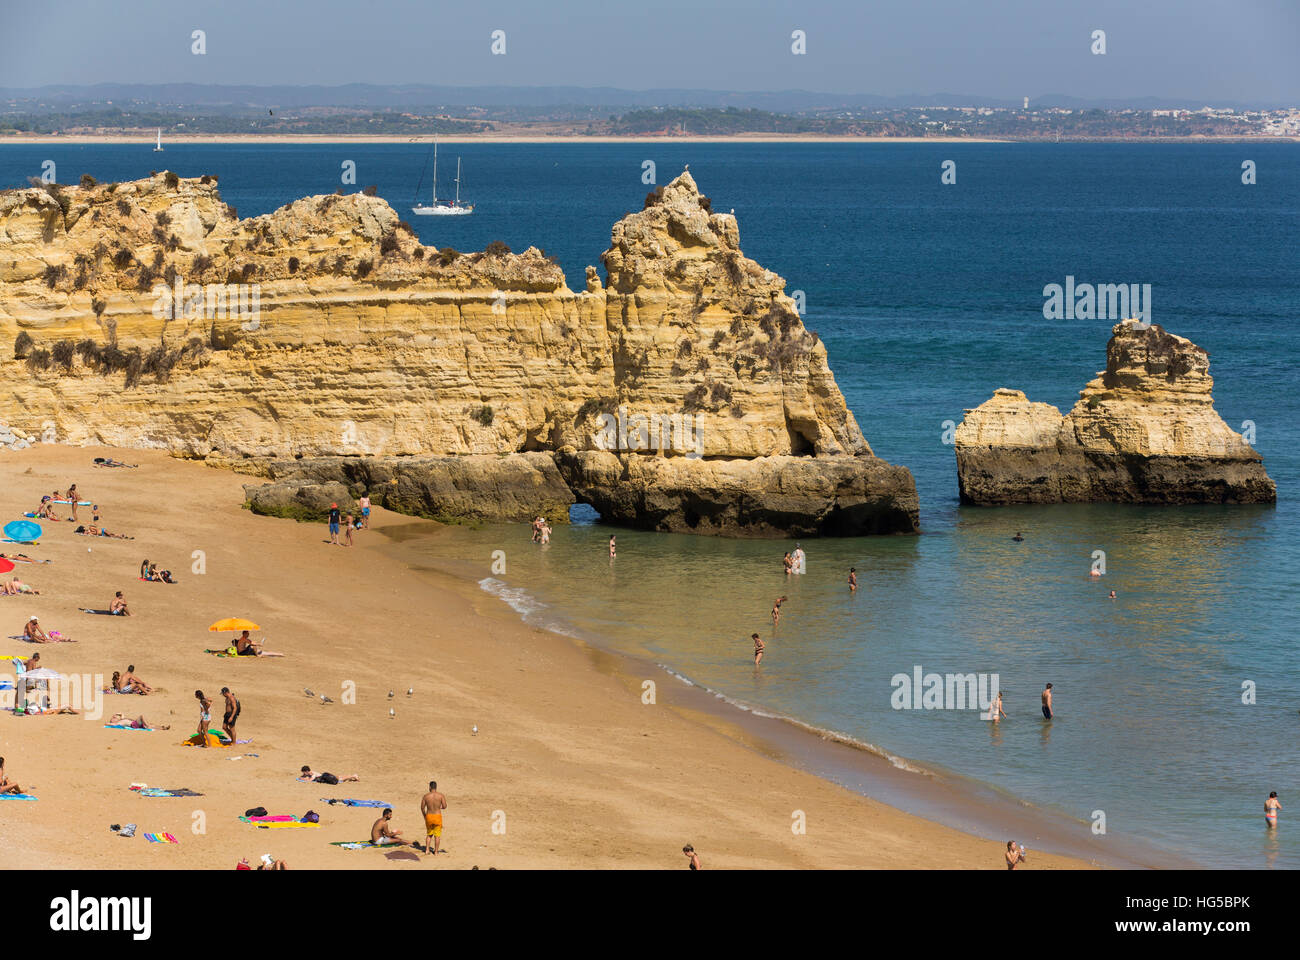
left=208, top=618, right=262, bottom=633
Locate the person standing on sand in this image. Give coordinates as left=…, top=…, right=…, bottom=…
left=343, top=512, right=355, bottom=547
left=848, top=567, right=857, bottom=593
left=195, top=690, right=213, bottom=747
left=1265, top=791, right=1281, bottom=828
left=1005, top=840, right=1026, bottom=869
left=683, top=844, right=701, bottom=870
left=359, top=493, right=371, bottom=529
left=421, top=780, right=448, bottom=855
left=221, top=686, right=240, bottom=744
left=327, top=503, right=341, bottom=545
left=371, top=808, right=404, bottom=845
left=752, top=632, right=764, bottom=664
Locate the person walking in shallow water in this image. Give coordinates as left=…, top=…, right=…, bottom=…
left=609, top=535, right=616, bottom=559
left=752, top=633, right=764, bottom=664
left=848, top=567, right=857, bottom=593
left=783, top=552, right=793, bottom=576
left=1041, top=683, right=1053, bottom=720
left=1265, top=791, right=1281, bottom=828
left=771, top=596, right=787, bottom=628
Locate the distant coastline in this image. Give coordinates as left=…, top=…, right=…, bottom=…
left=3, top=133, right=1296, bottom=146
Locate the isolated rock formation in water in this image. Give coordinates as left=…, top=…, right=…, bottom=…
left=0, top=169, right=918, bottom=536
left=955, top=320, right=1275, bottom=505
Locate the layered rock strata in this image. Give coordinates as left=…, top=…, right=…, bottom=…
left=955, top=321, right=1274, bottom=505
left=0, top=170, right=918, bottom=535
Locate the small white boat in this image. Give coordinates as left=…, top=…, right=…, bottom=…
left=413, top=137, right=472, bottom=216
left=153, top=128, right=164, bottom=152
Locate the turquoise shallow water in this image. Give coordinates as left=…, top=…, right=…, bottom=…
left=3, top=141, right=1296, bottom=867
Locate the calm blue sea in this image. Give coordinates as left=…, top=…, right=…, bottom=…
left=3, top=141, right=1297, bottom=867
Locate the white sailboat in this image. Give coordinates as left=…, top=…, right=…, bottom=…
left=412, top=136, right=472, bottom=216
left=153, top=128, right=164, bottom=152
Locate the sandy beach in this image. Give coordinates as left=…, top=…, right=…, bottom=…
left=0, top=445, right=1095, bottom=870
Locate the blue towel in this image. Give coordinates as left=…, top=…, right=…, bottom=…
left=322, top=798, right=391, bottom=807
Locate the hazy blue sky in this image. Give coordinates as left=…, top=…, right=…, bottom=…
left=2, top=0, right=1296, bottom=102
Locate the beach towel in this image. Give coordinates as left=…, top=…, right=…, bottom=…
left=322, top=798, right=391, bottom=807
left=0, top=793, right=37, bottom=801
left=183, top=731, right=230, bottom=747
left=104, top=724, right=151, bottom=730
left=144, top=833, right=179, bottom=844
left=51, top=500, right=92, bottom=506
left=81, top=608, right=124, bottom=616
left=135, top=787, right=203, bottom=798
left=240, top=814, right=297, bottom=822
left=256, top=821, right=320, bottom=829
left=203, top=648, right=238, bottom=658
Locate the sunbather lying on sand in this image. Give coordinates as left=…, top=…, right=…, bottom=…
left=0, top=553, right=48, bottom=564
left=108, top=713, right=168, bottom=730
left=1, top=578, right=39, bottom=595
left=297, top=766, right=360, bottom=783
left=75, top=524, right=132, bottom=540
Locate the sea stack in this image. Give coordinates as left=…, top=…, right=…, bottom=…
left=955, top=320, right=1275, bottom=505
left=0, top=170, right=918, bottom=536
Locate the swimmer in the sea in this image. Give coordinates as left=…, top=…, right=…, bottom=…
left=1108, top=590, right=1117, bottom=600
left=1041, top=683, right=1053, bottom=720
left=1265, top=791, right=1281, bottom=828
left=848, top=567, right=857, bottom=593
left=752, top=633, right=764, bottom=665
left=1012, top=532, right=1024, bottom=542
left=771, top=596, right=787, bottom=627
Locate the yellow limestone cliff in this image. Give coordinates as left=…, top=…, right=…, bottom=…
left=955, top=321, right=1274, bottom=505
left=0, top=170, right=917, bottom=535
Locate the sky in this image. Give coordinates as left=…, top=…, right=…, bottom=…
left=0, top=0, right=1296, bottom=103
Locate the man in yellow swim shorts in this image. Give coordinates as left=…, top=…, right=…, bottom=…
left=421, top=780, right=448, bottom=855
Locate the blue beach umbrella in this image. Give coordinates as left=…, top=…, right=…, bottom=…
left=3, top=520, right=42, bottom=543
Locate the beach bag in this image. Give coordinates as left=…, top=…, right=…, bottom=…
left=316, top=772, right=339, bottom=785
left=244, top=806, right=268, bottom=818
left=302, top=810, right=320, bottom=823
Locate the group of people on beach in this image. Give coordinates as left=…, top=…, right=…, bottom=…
left=326, top=495, right=369, bottom=546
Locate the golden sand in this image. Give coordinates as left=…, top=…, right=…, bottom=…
left=0, top=446, right=1089, bottom=869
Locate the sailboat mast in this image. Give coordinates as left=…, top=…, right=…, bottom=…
left=455, top=157, right=461, bottom=205
left=432, top=137, right=438, bottom=204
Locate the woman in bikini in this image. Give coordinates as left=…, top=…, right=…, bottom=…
left=782, top=552, right=793, bottom=576
left=195, top=690, right=213, bottom=747
left=1266, top=791, right=1281, bottom=828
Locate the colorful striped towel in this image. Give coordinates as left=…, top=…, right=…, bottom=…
left=0, top=793, right=37, bottom=801
left=104, top=724, right=150, bottom=730
left=330, top=840, right=384, bottom=849
left=144, top=833, right=179, bottom=843
left=136, top=787, right=203, bottom=798
left=240, top=814, right=297, bottom=822
left=256, top=821, right=320, bottom=829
